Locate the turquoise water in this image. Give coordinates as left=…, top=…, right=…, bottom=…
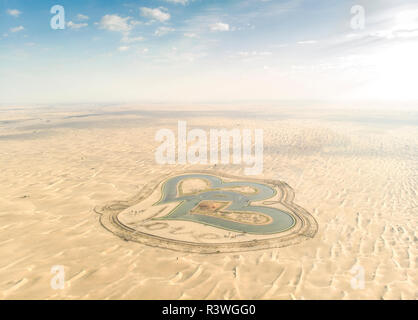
left=155, top=174, right=295, bottom=235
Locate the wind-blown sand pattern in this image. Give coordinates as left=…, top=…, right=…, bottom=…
left=0, top=104, right=417, bottom=299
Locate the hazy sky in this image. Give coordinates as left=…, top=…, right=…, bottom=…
left=1, top=0, right=418, bottom=104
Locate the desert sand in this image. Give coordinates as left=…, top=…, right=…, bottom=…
left=0, top=104, right=416, bottom=299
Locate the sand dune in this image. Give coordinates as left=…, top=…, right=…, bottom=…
left=0, top=105, right=416, bottom=299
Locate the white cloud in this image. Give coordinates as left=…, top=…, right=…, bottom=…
left=118, top=46, right=130, bottom=52
left=367, top=28, right=418, bottom=40
left=77, top=14, right=89, bottom=21
left=233, top=51, right=273, bottom=62
left=67, top=21, right=88, bottom=30
left=210, top=22, right=230, bottom=32
left=237, top=51, right=272, bottom=57
left=339, top=7, right=418, bottom=48
left=163, top=0, right=189, bottom=5
left=184, top=32, right=198, bottom=38
left=7, top=9, right=21, bottom=17
left=138, top=47, right=149, bottom=54
left=297, top=40, right=317, bottom=45
left=155, top=26, right=175, bottom=36
left=367, top=9, right=418, bottom=40
left=98, top=15, right=135, bottom=33
left=121, top=35, right=144, bottom=43
left=395, top=9, right=418, bottom=31
left=10, top=26, right=24, bottom=33
left=140, top=7, right=170, bottom=22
